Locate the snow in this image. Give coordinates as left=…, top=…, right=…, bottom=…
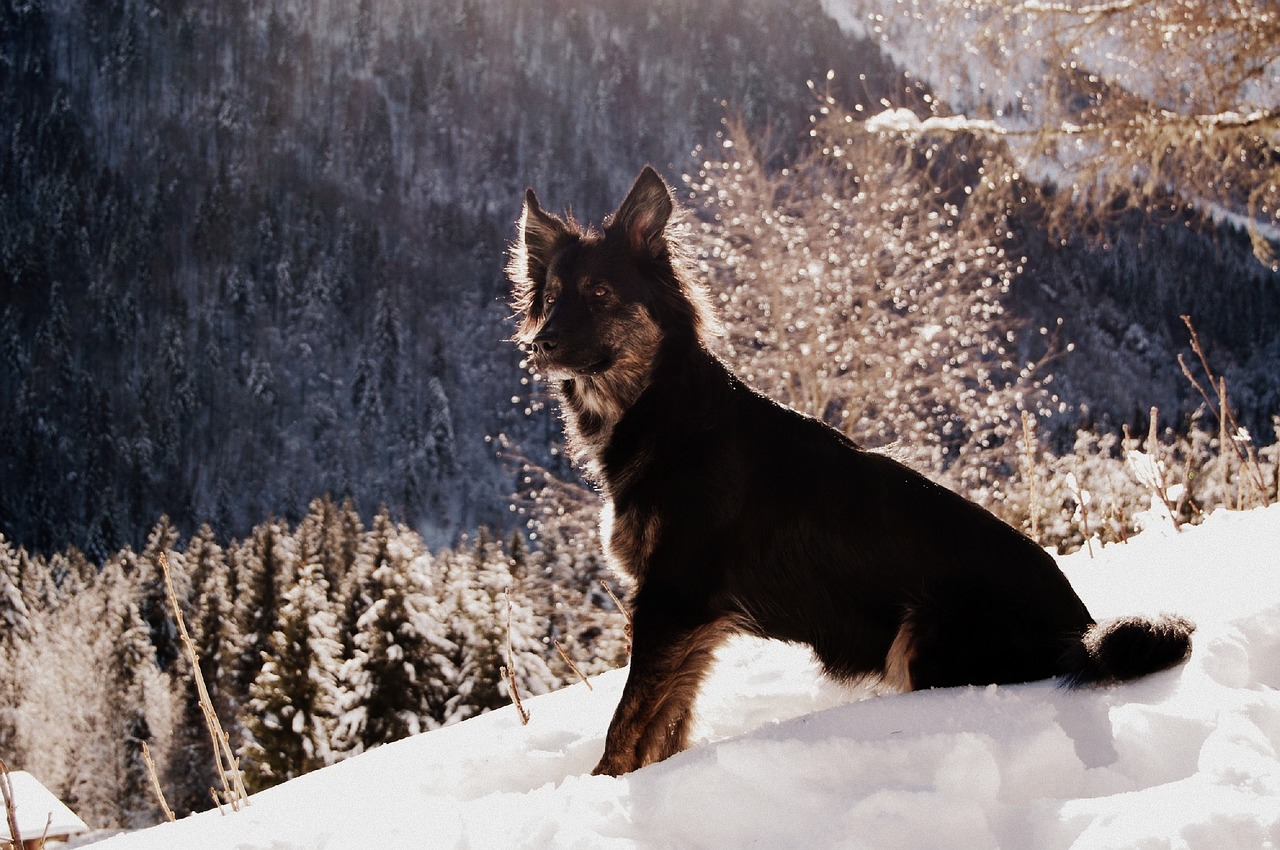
left=1, top=770, right=90, bottom=841
left=95, top=505, right=1280, bottom=850
left=864, top=106, right=1005, bottom=136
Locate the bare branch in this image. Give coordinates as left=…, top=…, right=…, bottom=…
left=553, top=639, right=593, bottom=691
left=158, top=552, right=249, bottom=812
left=1, top=759, right=22, bottom=850
left=141, top=742, right=176, bottom=823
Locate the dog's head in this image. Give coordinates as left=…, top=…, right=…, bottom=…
left=506, top=166, right=713, bottom=382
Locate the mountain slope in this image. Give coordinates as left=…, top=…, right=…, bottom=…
left=90, top=505, right=1280, bottom=850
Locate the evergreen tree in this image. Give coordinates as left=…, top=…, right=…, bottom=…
left=230, top=519, right=295, bottom=697
left=106, top=601, right=166, bottom=828
left=336, top=511, right=454, bottom=754
left=242, top=558, right=343, bottom=792
left=441, top=529, right=509, bottom=725
left=138, top=517, right=183, bottom=671
left=164, top=525, right=237, bottom=816
left=503, top=532, right=556, bottom=700
left=0, top=533, right=32, bottom=646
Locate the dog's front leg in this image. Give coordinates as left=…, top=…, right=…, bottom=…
left=593, top=598, right=730, bottom=776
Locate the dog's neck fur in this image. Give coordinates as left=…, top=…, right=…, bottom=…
left=556, top=315, right=665, bottom=480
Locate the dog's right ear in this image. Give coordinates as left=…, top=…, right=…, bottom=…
left=507, top=188, right=570, bottom=304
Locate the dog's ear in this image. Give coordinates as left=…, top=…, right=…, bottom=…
left=518, top=188, right=569, bottom=270
left=610, top=166, right=673, bottom=258
left=508, top=188, right=570, bottom=297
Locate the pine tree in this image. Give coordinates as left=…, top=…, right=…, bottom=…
left=241, top=558, right=343, bottom=792
left=336, top=511, right=454, bottom=754
left=503, top=532, right=556, bottom=700
left=164, top=525, right=238, bottom=816
left=0, top=533, right=32, bottom=646
left=138, top=517, right=183, bottom=672
left=440, top=531, right=507, bottom=725
left=106, top=601, right=166, bottom=828
left=230, top=519, right=295, bottom=698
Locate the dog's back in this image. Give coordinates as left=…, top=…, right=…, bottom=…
left=604, top=324, right=1099, bottom=688
left=509, top=166, right=1194, bottom=775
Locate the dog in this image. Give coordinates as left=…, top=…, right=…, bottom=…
left=506, top=165, right=1194, bottom=777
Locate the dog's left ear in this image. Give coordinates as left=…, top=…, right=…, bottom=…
left=610, top=166, right=673, bottom=258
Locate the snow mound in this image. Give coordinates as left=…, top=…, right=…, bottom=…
left=98, top=506, right=1280, bottom=849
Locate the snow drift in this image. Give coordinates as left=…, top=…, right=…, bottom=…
left=94, top=506, right=1280, bottom=849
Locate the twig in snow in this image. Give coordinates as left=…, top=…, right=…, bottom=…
left=504, top=597, right=531, bottom=725
left=1066, top=465, right=1094, bottom=557
left=553, top=639, right=593, bottom=690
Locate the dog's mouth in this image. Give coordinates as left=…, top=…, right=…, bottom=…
left=530, top=351, right=614, bottom=379
left=577, top=356, right=613, bottom=376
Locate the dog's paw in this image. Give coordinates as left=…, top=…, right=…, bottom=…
left=591, top=752, right=634, bottom=777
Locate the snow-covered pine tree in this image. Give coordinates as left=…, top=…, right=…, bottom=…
left=532, top=513, right=631, bottom=680
left=230, top=519, right=295, bottom=698
left=164, top=525, right=238, bottom=816
left=440, top=529, right=507, bottom=725
left=502, top=532, right=556, bottom=701
left=137, top=517, right=184, bottom=673
left=296, top=495, right=360, bottom=606
left=106, top=600, right=167, bottom=828
left=241, top=556, right=343, bottom=792
left=335, top=509, right=455, bottom=754
left=0, top=533, right=32, bottom=646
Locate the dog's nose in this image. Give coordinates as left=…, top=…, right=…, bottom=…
left=530, top=328, right=558, bottom=355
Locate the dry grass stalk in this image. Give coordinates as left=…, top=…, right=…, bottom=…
left=141, top=742, right=176, bottom=823
left=1179, top=315, right=1268, bottom=503
left=1112, top=506, right=1129, bottom=544
left=1, top=758, right=23, bottom=850
left=1125, top=414, right=1183, bottom=532
left=1021, top=410, right=1040, bottom=540
left=598, top=580, right=633, bottom=653
left=157, top=552, right=249, bottom=812
left=553, top=639, right=593, bottom=690
left=1067, top=463, right=1094, bottom=557
left=503, top=597, right=531, bottom=725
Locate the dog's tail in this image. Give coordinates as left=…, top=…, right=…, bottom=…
left=1060, top=614, right=1195, bottom=687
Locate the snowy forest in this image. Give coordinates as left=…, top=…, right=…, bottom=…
left=1, top=498, right=629, bottom=828
left=2, top=0, right=1278, bottom=834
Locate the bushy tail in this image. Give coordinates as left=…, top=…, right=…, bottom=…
left=1061, top=614, right=1195, bottom=687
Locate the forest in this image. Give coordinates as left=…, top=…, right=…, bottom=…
left=1, top=496, right=626, bottom=828
left=2, top=0, right=1276, bottom=561
left=2, top=0, right=1277, bottom=833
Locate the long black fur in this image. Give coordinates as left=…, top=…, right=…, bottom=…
left=507, top=166, right=1194, bottom=776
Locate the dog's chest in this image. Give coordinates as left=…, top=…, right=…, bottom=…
left=598, top=493, right=660, bottom=583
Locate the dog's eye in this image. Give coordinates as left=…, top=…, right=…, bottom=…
left=544, top=292, right=557, bottom=306
left=591, top=283, right=611, bottom=298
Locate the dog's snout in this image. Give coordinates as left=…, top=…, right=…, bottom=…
left=530, top=327, right=558, bottom=354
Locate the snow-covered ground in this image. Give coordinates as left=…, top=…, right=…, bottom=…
left=95, top=505, right=1280, bottom=849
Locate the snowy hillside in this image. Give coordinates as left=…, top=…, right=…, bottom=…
left=93, top=505, right=1280, bottom=850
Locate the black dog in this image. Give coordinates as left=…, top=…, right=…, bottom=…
left=507, top=165, right=1193, bottom=777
